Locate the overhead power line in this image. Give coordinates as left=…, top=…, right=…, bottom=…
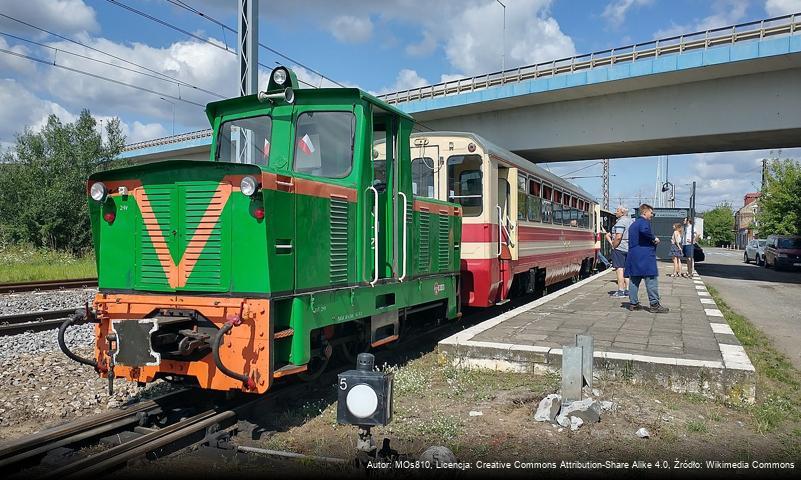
left=0, top=47, right=206, bottom=108
left=0, top=30, right=226, bottom=100
left=0, top=12, right=224, bottom=100
left=163, top=0, right=346, bottom=88
left=104, top=0, right=330, bottom=89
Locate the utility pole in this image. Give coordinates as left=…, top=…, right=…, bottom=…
left=761, top=158, right=768, bottom=192
left=690, top=181, right=696, bottom=244
left=602, top=159, right=609, bottom=210
left=496, top=0, right=506, bottom=73
left=238, top=0, right=258, bottom=96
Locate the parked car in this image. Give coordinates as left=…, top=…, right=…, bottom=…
left=763, top=235, right=801, bottom=270
left=744, top=239, right=766, bottom=264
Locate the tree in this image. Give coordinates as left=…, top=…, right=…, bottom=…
left=703, top=203, right=735, bottom=247
left=0, top=110, right=125, bottom=253
left=756, top=159, right=801, bottom=237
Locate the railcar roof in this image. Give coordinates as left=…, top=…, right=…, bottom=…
left=411, top=131, right=597, bottom=202
left=205, top=88, right=413, bottom=124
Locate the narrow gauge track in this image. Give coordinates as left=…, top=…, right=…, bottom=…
left=0, top=308, right=80, bottom=336
left=0, top=278, right=98, bottom=294
left=0, top=276, right=593, bottom=477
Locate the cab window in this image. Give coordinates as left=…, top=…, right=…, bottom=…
left=447, top=154, right=483, bottom=217
left=217, top=116, right=272, bottom=165
left=412, top=157, right=435, bottom=198
left=293, top=111, right=355, bottom=178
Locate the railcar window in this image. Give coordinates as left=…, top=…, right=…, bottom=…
left=530, top=180, right=541, bottom=197
left=553, top=203, right=563, bottom=225
left=517, top=176, right=527, bottom=220
left=412, top=157, right=435, bottom=198
left=217, top=116, right=272, bottom=165
left=542, top=185, right=552, bottom=201
left=542, top=200, right=553, bottom=224
left=447, top=154, right=483, bottom=217
left=528, top=195, right=542, bottom=222
left=293, top=111, right=355, bottom=178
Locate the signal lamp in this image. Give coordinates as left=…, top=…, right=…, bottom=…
left=272, top=68, right=288, bottom=86
left=468, top=142, right=476, bottom=152
left=254, top=207, right=265, bottom=220
left=337, top=353, right=393, bottom=427
left=103, top=211, right=116, bottom=223
left=90, top=182, right=107, bottom=202
left=241, top=176, right=259, bottom=196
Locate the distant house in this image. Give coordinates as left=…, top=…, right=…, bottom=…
left=734, top=192, right=761, bottom=249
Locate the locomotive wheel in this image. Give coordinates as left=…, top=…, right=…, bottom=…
left=297, top=351, right=331, bottom=382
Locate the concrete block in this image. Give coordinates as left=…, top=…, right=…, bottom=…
left=534, top=394, right=562, bottom=423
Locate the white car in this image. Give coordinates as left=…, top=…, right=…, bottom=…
left=744, top=239, right=766, bottom=264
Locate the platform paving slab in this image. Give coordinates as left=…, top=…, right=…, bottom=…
left=439, top=263, right=756, bottom=403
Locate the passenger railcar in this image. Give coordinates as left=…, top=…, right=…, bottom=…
left=61, top=67, right=462, bottom=394
left=392, top=133, right=598, bottom=307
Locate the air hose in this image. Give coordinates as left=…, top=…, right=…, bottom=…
left=212, top=316, right=255, bottom=390
left=58, top=308, right=100, bottom=371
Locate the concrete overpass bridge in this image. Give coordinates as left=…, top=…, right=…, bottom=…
left=121, top=13, right=801, bottom=164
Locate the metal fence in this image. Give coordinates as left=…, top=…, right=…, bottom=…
left=377, top=13, right=800, bottom=105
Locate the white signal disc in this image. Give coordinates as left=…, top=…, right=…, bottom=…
left=346, top=384, right=378, bottom=418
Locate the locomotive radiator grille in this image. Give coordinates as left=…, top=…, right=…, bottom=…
left=329, top=197, right=349, bottom=284
left=181, top=183, right=227, bottom=288
left=418, top=208, right=430, bottom=273
left=437, top=214, right=450, bottom=271
left=137, top=186, right=173, bottom=288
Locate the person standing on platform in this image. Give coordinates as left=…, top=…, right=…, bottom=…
left=683, top=217, right=699, bottom=278
left=606, top=206, right=633, bottom=298
left=669, top=223, right=684, bottom=277
left=625, top=204, right=669, bottom=313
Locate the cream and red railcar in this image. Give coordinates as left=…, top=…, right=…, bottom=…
left=401, top=132, right=598, bottom=307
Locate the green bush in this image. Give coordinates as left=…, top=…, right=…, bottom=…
left=0, top=110, right=124, bottom=254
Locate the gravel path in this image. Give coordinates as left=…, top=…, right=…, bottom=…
left=0, top=288, right=178, bottom=441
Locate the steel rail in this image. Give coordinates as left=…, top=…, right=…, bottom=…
left=0, top=389, right=191, bottom=469
left=378, top=12, right=800, bottom=104
left=0, top=308, right=82, bottom=336
left=0, top=278, right=98, bottom=294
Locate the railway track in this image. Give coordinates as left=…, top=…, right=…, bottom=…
left=0, top=278, right=98, bottom=294
left=0, top=308, right=80, bottom=336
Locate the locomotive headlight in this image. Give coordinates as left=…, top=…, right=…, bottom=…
left=90, top=182, right=107, bottom=202
left=240, top=176, right=258, bottom=196
left=272, top=68, right=288, bottom=86
left=346, top=384, right=379, bottom=418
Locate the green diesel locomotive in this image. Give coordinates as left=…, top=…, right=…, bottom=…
left=60, top=67, right=462, bottom=393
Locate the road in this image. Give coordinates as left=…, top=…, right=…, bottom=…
left=695, top=247, right=801, bottom=370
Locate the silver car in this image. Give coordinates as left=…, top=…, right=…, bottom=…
left=744, top=239, right=766, bottom=264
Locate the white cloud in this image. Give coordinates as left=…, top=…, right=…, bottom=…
left=406, top=30, right=437, bottom=57
left=602, top=0, right=652, bottom=28
left=125, top=121, right=169, bottom=144
left=0, top=79, right=76, bottom=142
left=440, top=73, right=469, bottom=83
left=0, top=37, right=36, bottom=76
left=328, top=15, right=373, bottom=44
left=655, top=0, right=749, bottom=38
left=0, top=0, right=98, bottom=37
left=443, top=0, right=575, bottom=75
left=765, top=0, right=801, bottom=16
left=377, top=68, right=429, bottom=95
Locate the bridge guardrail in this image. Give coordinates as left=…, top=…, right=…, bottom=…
left=377, top=12, right=800, bottom=105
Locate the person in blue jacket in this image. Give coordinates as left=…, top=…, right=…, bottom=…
left=624, top=203, right=669, bottom=313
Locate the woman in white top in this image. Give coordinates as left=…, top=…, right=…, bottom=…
left=682, top=218, right=698, bottom=277
left=669, top=223, right=684, bottom=277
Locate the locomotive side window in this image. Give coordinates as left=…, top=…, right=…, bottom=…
left=447, top=154, right=483, bottom=217
left=411, top=157, right=435, bottom=198
left=217, top=116, right=272, bottom=165
left=293, top=111, right=355, bottom=178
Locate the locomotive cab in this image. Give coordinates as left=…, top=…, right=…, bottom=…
left=67, top=67, right=462, bottom=394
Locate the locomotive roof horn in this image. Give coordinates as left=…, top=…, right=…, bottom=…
left=257, top=87, right=295, bottom=105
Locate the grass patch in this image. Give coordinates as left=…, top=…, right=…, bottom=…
left=686, top=420, right=708, bottom=433
left=707, top=285, right=801, bottom=432
left=0, top=245, right=95, bottom=282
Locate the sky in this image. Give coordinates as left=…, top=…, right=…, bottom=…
left=0, top=0, right=800, bottom=211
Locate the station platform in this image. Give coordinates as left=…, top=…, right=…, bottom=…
left=439, top=263, right=756, bottom=403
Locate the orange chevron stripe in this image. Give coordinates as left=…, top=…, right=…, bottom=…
left=134, top=181, right=234, bottom=289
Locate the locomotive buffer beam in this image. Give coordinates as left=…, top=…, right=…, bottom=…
left=111, top=316, right=210, bottom=368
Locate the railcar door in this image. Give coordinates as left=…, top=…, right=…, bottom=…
left=496, top=166, right=513, bottom=302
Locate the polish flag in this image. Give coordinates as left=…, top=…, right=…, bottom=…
left=299, top=134, right=315, bottom=155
